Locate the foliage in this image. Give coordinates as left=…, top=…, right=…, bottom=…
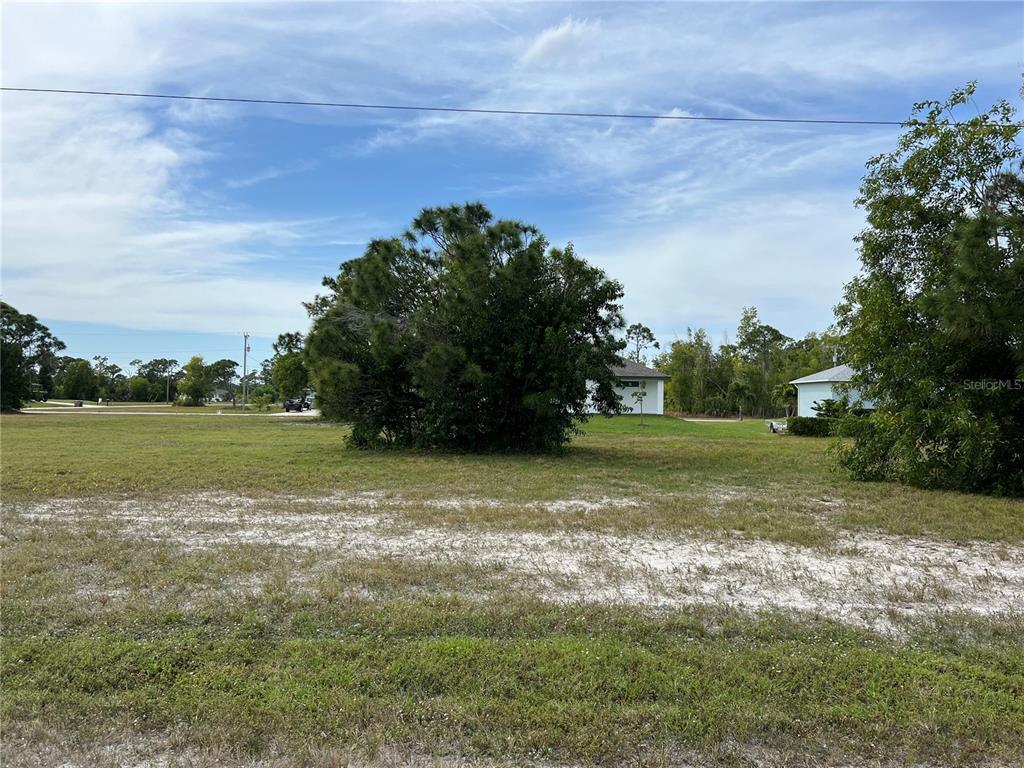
left=128, top=376, right=150, bottom=402
left=91, top=356, right=125, bottom=400
left=271, top=353, right=308, bottom=400
left=306, top=203, right=626, bottom=451
left=249, top=393, right=273, bottom=411
left=811, top=398, right=849, bottom=419
left=788, top=415, right=836, bottom=437
left=177, top=356, right=214, bottom=406
left=656, top=317, right=841, bottom=418
left=273, top=332, right=304, bottom=356
left=207, top=359, right=239, bottom=399
left=59, top=359, right=98, bottom=400
left=835, top=83, right=1024, bottom=496
left=624, top=323, right=659, bottom=364
left=0, top=302, right=66, bottom=405
left=632, top=383, right=649, bottom=425
left=1, top=343, right=30, bottom=410
left=135, top=358, right=181, bottom=402
left=269, top=333, right=308, bottom=401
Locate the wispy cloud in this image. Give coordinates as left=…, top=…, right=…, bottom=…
left=2, top=1, right=1020, bottom=346
left=224, top=160, right=317, bottom=189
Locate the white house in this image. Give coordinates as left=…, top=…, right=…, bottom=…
left=789, top=364, right=874, bottom=417
left=589, top=359, right=669, bottom=415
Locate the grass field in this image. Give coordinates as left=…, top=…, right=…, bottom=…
left=2, top=413, right=1022, bottom=766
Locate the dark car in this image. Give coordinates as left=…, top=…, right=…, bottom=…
left=283, top=398, right=309, bottom=412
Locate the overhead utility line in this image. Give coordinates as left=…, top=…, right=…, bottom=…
left=5, top=86, right=1014, bottom=128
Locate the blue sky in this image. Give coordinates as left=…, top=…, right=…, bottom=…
left=2, top=1, right=1022, bottom=373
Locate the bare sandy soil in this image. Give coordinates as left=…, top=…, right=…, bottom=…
left=12, top=492, right=1024, bottom=634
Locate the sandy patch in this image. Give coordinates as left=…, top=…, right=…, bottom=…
left=8, top=492, right=1024, bottom=632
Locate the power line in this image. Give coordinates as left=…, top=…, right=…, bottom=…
left=2, top=86, right=992, bottom=128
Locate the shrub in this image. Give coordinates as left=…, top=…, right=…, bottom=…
left=832, top=407, right=1021, bottom=496
left=788, top=416, right=835, bottom=437
left=249, top=394, right=273, bottom=412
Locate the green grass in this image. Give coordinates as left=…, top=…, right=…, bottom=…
left=3, top=520, right=1023, bottom=764
left=2, top=413, right=1021, bottom=543
left=5, top=609, right=1022, bottom=764
left=2, top=413, right=1023, bottom=765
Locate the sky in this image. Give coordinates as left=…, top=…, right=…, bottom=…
left=2, top=1, right=1022, bottom=373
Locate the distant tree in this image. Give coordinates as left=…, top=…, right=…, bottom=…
left=1, top=344, right=29, bottom=410
left=305, top=203, right=626, bottom=450
left=624, top=323, right=659, bottom=364
left=272, top=353, right=308, bottom=400
left=658, top=316, right=823, bottom=418
left=269, top=332, right=308, bottom=401
left=207, top=358, right=239, bottom=398
left=773, top=383, right=798, bottom=418
left=92, top=356, right=125, bottom=400
left=177, top=356, right=213, bottom=406
left=836, top=83, right=1024, bottom=495
left=728, top=380, right=753, bottom=419
left=61, top=359, right=98, bottom=400
left=138, top=358, right=181, bottom=402
left=1, top=302, right=66, bottom=405
left=129, top=376, right=150, bottom=402
left=736, top=307, right=791, bottom=418
left=257, top=359, right=274, bottom=387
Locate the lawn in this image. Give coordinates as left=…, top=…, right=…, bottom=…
left=2, top=413, right=1022, bottom=766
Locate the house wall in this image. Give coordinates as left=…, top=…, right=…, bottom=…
left=795, top=382, right=874, bottom=417
left=593, top=378, right=664, bottom=415
left=585, top=378, right=666, bottom=415
left=616, top=379, right=664, bottom=416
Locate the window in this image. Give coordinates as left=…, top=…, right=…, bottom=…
left=619, top=380, right=640, bottom=388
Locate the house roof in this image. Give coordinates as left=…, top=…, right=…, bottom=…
left=789, top=363, right=856, bottom=385
left=611, top=358, right=670, bottom=380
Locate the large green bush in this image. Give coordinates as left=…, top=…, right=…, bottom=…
left=305, top=203, right=626, bottom=451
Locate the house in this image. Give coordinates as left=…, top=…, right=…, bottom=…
left=210, top=388, right=231, bottom=403
left=589, top=359, right=670, bottom=415
left=789, top=364, right=874, bottom=417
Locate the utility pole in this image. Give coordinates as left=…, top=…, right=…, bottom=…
left=242, top=332, right=250, bottom=408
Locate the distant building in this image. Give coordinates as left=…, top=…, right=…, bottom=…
left=588, top=359, right=669, bottom=415
left=789, top=364, right=874, bottom=417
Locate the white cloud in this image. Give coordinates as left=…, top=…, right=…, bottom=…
left=582, top=193, right=866, bottom=343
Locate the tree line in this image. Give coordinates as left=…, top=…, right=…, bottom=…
left=653, top=308, right=842, bottom=419
left=0, top=303, right=311, bottom=409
